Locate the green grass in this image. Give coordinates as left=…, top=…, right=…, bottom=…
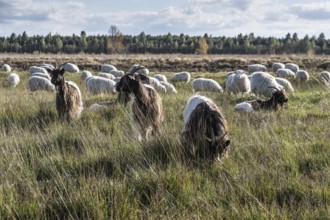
left=0, top=68, right=329, bottom=219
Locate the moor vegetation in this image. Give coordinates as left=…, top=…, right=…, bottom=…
left=0, top=54, right=329, bottom=219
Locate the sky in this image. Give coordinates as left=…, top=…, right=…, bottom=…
left=1, top=0, right=330, bottom=38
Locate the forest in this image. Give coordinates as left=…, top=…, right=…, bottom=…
left=0, top=29, right=329, bottom=55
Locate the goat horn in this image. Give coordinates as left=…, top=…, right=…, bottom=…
left=129, top=66, right=146, bottom=75
left=268, top=86, right=279, bottom=92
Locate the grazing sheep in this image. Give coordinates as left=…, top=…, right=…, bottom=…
left=296, top=70, right=309, bottom=82
left=275, top=77, right=294, bottom=92
left=171, top=71, right=191, bottom=83
left=183, top=95, right=230, bottom=163
left=154, top=74, right=168, bottom=83
left=276, top=68, right=296, bottom=78
left=320, top=71, right=330, bottom=85
left=7, top=73, right=20, bottom=87
left=226, top=70, right=250, bottom=94
left=109, top=70, right=125, bottom=77
left=32, top=72, right=51, bottom=80
left=149, top=77, right=167, bottom=93
left=285, top=63, right=299, bottom=73
left=248, top=64, right=267, bottom=73
left=28, top=76, right=55, bottom=92
left=115, top=67, right=163, bottom=140
left=98, top=72, right=116, bottom=80
left=50, top=67, right=83, bottom=121
left=29, top=66, right=48, bottom=75
left=101, top=64, right=117, bottom=73
left=235, top=87, right=288, bottom=112
left=192, top=78, right=223, bottom=93
left=129, top=64, right=149, bottom=75
left=89, top=103, right=107, bottom=111
left=160, top=81, right=178, bottom=93
left=40, top=63, right=55, bottom=72
left=2, top=64, right=11, bottom=72
left=62, top=63, right=79, bottom=73
left=250, top=72, right=283, bottom=97
left=80, top=70, right=93, bottom=81
left=86, top=76, right=116, bottom=95
left=272, top=62, right=285, bottom=73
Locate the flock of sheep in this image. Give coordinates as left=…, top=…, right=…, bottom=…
left=1, top=61, right=329, bottom=164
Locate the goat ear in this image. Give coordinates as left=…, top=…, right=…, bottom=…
left=139, top=74, right=150, bottom=84
left=60, top=68, right=65, bottom=75
left=223, top=140, right=230, bottom=147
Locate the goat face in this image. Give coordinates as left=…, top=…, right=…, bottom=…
left=115, top=74, right=135, bottom=93
left=272, top=90, right=288, bottom=107
left=50, top=68, right=65, bottom=86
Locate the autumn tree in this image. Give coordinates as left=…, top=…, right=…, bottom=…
left=196, top=37, right=209, bottom=54
left=107, top=25, right=124, bottom=54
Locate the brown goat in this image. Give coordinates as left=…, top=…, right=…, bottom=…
left=248, top=88, right=288, bottom=111
left=183, top=95, right=230, bottom=163
left=115, top=66, right=163, bottom=140
left=50, top=67, right=83, bottom=122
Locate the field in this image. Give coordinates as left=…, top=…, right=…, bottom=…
left=0, top=54, right=330, bottom=219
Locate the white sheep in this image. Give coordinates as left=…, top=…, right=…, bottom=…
left=320, top=71, right=330, bottom=84
left=275, top=77, right=294, bottom=92
left=101, top=64, right=117, bottom=73
left=272, top=62, right=285, bottom=73
left=296, top=70, right=309, bottom=82
left=98, top=72, right=116, bottom=80
left=7, top=73, right=20, bottom=87
left=32, top=72, right=51, bottom=80
left=29, top=66, right=48, bottom=75
left=250, top=72, right=283, bottom=97
left=2, top=64, right=11, bottom=72
left=171, top=71, right=191, bottom=83
left=86, top=76, right=116, bottom=95
left=148, top=77, right=167, bottom=93
left=226, top=70, right=250, bottom=94
left=160, top=81, right=178, bottom=93
left=192, top=78, right=223, bottom=93
left=89, top=103, right=107, bottom=111
left=109, top=70, right=125, bottom=77
left=276, top=68, right=296, bottom=78
left=129, top=64, right=149, bottom=75
left=248, top=64, right=267, bottom=73
left=40, top=63, right=55, bottom=72
left=28, top=76, right=55, bottom=92
left=285, top=63, right=299, bottom=73
left=62, top=63, right=79, bottom=73
left=80, top=70, right=93, bottom=81
left=154, top=74, right=168, bottom=83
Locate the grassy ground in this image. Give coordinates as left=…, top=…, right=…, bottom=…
left=0, top=62, right=329, bottom=219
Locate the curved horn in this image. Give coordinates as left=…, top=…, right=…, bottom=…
left=129, top=65, right=146, bottom=75
left=268, top=86, right=280, bottom=92
left=58, top=62, right=69, bottom=70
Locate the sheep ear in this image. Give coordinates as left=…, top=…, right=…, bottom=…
left=60, top=68, right=65, bottom=75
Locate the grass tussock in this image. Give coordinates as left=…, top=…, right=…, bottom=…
left=0, top=62, right=329, bottom=219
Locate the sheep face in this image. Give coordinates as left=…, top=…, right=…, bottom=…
left=50, top=68, right=65, bottom=86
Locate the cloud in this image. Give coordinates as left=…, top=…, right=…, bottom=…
left=291, top=2, right=330, bottom=20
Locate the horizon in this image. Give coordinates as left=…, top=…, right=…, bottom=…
left=1, top=0, right=330, bottom=39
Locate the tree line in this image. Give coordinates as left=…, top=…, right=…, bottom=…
left=0, top=28, right=329, bottom=55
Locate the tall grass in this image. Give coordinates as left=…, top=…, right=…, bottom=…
left=0, top=68, right=329, bottom=219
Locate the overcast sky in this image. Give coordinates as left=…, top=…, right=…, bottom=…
left=1, top=0, right=330, bottom=38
